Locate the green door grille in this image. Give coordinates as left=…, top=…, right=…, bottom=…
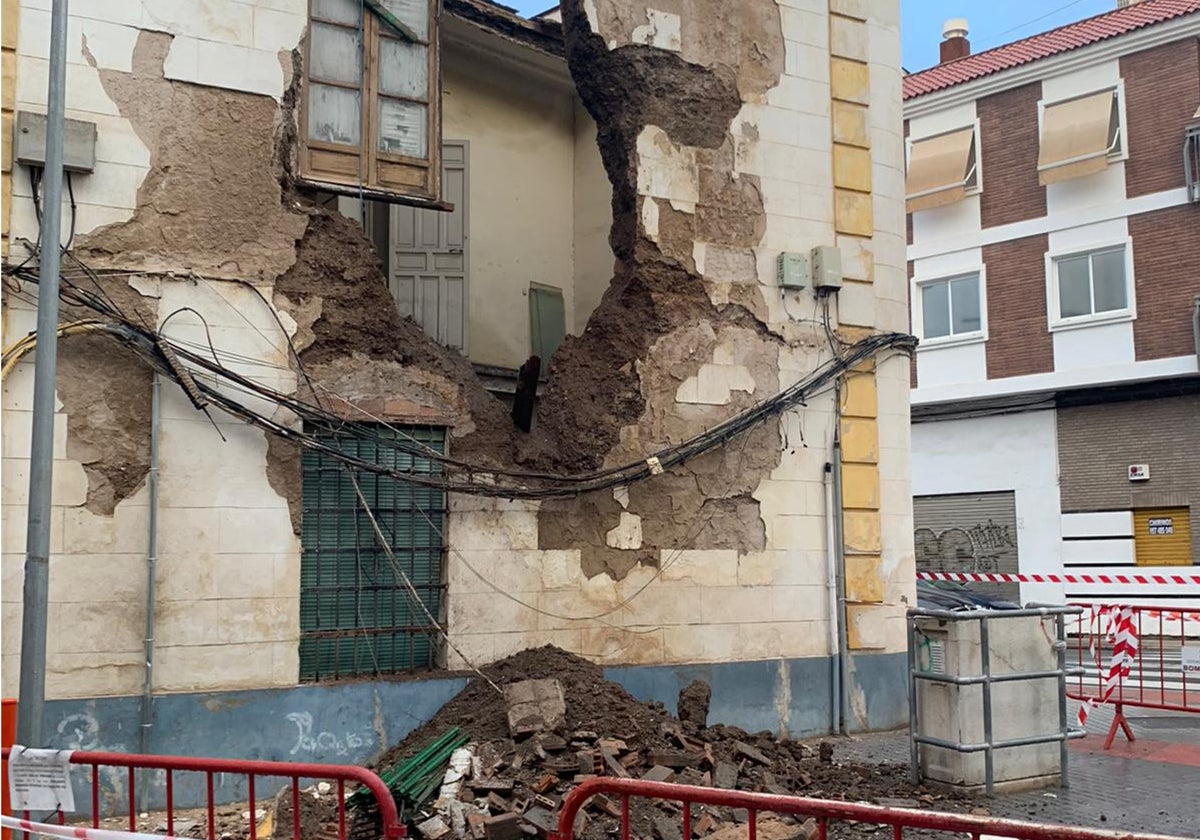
left=299, top=426, right=446, bottom=680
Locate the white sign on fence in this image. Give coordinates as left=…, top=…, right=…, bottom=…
left=6, top=746, right=75, bottom=812
left=1183, top=645, right=1200, bottom=676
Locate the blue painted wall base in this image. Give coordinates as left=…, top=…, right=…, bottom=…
left=36, top=651, right=905, bottom=814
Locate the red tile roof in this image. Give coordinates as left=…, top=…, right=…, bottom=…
left=904, top=0, right=1200, bottom=100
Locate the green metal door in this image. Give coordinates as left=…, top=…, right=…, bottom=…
left=299, top=426, right=446, bottom=680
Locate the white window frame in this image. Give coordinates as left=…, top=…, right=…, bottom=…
left=904, top=118, right=984, bottom=201
left=1044, top=237, right=1137, bottom=331
left=1036, top=81, right=1130, bottom=170
left=911, top=266, right=988, bottom=349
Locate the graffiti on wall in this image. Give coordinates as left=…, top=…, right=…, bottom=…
left=285, top=711, right=377, bottom=758
left=914, top=519, right=1016, bottom=573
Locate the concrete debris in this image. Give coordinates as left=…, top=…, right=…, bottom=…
left=504, top=679, right=567, bottom=738
left=350, top=648, right=981, bottom=840
left=642, top=765, right=677, bottom=783
left=483, top=813, right=523, bottom=840
left=418, top=816, right=453, bottom=840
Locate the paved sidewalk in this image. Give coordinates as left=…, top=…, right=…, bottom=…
left=835, top=703, right=1200, bottom=838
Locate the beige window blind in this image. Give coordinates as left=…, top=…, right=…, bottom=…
left=1038, top=89, right=1120, bottom=186
left=905, top=127, right=977, bottom=213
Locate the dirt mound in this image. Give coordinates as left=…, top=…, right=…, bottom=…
left=364, top=647, right=978, bottom=840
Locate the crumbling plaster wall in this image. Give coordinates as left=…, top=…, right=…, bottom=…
left=2, top=0, right=911, bottom=700
left=445, top=0, right=914, bottom=676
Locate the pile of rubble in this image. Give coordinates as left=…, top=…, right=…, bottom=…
left=355, top=647, right=977, bottom=840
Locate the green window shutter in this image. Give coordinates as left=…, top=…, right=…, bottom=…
left=529, top=286, right=566, bottom=362
left=299, top=425, right=446, bottom=681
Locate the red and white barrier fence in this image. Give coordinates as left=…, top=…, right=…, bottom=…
left=0, top=748, right=404, bottom=840
left=918, top=570, right=1200, bottom=587
left=1067, top=604, right=1200, bottom=749
left=0, top=816, right=175, bottom=840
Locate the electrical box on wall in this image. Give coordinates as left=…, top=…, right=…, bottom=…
left=810, top=245, right=843, bottom=290
left=776, top=252, right=809, bottom=290
left=15, top=111, right=98, bottom=174
left=1128, top=464, right=1150, bottom=482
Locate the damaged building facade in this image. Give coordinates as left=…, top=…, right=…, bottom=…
left=0, top=0, right=913, bottom=759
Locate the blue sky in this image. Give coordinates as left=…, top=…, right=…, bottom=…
left=502, top=0, right=1117, bottom=72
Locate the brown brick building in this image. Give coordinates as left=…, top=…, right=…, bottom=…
left=902, top=1, right=1200, bottom=607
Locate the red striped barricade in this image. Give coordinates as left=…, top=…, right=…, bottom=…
left=0, top=748, right=403, bottom=840
left=1065, top=604, right=1200, bottom=749
left=550, top=777, right=1189, bottom=840
left=916, top=571, right=1200, bottom=588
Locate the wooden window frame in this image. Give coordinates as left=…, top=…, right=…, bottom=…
left=300, top=0, right=444, bottom=207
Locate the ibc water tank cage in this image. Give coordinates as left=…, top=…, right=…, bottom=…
left=905, top=604, right=1087, bottom=796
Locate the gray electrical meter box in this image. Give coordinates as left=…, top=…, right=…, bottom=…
left=811, top=245, right=843, bottom=290
left=776, top=251, right=809, bottom=290
left=15, top=111, right=98, bottom=174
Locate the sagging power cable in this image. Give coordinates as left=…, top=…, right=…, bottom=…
left=2, top=253, right=917, bottom=500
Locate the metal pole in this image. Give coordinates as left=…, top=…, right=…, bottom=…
left=979, top=617, right=994, bottom=797
left=906, top=615, right=919, bottom=786
left=823, top=462, right=840, bottom=735
left=17, top=0, right=71, bottom=750
left=137, top=376, right=161, bottom=803
left=1055, top=613, right=1070, bottom=790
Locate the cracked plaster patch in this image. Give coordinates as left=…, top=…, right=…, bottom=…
left=631, top=9, right=682, bottom=52
left=605, top=511, right=644, bottom=549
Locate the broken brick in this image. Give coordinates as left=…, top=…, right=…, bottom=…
left=602, top=749, right=630, bottom=778
left=468, top=813, right=488, bottom=840
left=620, top=751, right=643, bottom=769
left=417, top=817, right=452, bottom=840
left=692, top=815, right=716, bottom=837
left=642, top=765, right=677, bottom=784
left=713, top=762, right=738, bottom=790
left=598, top=739, right=628, bottom=753
left=539, top=734, right=568, bottom=753
left=532, top=793, right=560, bottom=811
left=532, top=775, right=558, bottom=794
left=472, top=779, right=515, bottom=793
left=733, top=742, right=771, bottom=767
left=590, top=795, right=623, bottom=819
left=484, top=814, right=523, bottom=840
left=651, top=814, right=683, bottom=840
left=647, top=750, right=699, bottom=769
left=521, top=807, right=557, bottom=839
left=486, top=793, right=512, bottom=814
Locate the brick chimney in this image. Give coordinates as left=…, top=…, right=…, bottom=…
left=940, top=18, right=970, bottom=64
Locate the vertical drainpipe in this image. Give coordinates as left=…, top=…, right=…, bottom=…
left=831, top=382, right=850, bottom=735
left=823, top=462, right=841, bottom=735
left=138, top=375, right=161, bottom=778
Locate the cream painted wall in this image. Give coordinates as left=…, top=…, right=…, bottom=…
left=572, top=101, right=614, bottom=332
left=441, top=49, right=577, bottom=370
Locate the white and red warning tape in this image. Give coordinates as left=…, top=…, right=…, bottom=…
left=0, top=816, right=178, bottom=840
left=1076, top=606, right=1139, bottom=729
left=917, top=571, right=1200, bottom=586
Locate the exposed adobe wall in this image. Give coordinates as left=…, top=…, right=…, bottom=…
left=526, top=0, right=790, bottom=578
left=1121, top=36, right=1200, bottom=198
left=983, top=233, right=1052, bottom=380
left=75, top=32, right=307, bottom=282
left=977, top=82, right=1045, bottom=229
left=54, top=4, right=791, bottom=576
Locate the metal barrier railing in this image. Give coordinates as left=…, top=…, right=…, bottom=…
left=906, top=605, right=1086, bottom=797
left=0, top=748, right=404, bottom=840
left=550, top=777, right=1188, bottom=840
left=1067, top=603, right=1200, bottom=749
